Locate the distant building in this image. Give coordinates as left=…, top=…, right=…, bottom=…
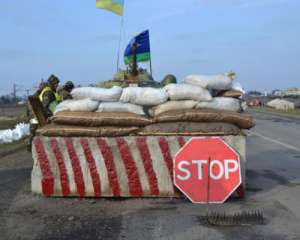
left=273, top=88, right=300, bottom=97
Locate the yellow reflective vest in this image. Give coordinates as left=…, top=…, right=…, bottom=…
left=39, top=86, right=61, bottom=113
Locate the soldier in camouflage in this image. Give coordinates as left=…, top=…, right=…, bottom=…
left=58, top=81, right=75, bottom=101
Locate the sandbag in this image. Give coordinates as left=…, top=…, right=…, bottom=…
left=154, top=109, right=255, bottom=129
left=184, top=72, right=235, bottom=90
left=196, top=97, right=242, bottom=112
left=120, top=87, right=168, bottom=106
left=164, top=84, right=212, bottom=101
left=97, top=102, right=145, bottom=115
left=149, top=100, right=198, bottom=117
left=36, top=124, right=139, bottom=137
left=54, top=99, right=100, bottom=114
left=52, top=112, right=152, bottom=127
left=267, top=99, right=295, bottom=111
left=71, top=86, right=122, bottom=102
left=217, top=90, right=243, bottom=98
left=139, top=122, right=243, bottom=136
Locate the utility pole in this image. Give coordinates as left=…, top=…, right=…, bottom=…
left=12, top=83, right=17, bottom=105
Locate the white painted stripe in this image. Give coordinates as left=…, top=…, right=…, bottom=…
left=147, top=137, right=174, bottom=196
left=107, top=138, right=129, bottom=196
left=31, top=142, right=43, bottom=194
left=44, top=137, right=62, bottom=195
left=89, top=138, right=112, bottom=196
left=125, top=137, right=151, bottom=195
left=251, top=131, right=300, bottom=152
left=73, top=138, right=94, bottom=197
left=57, top=138, right=77, bottom=195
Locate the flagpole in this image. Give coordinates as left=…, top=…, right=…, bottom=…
left=116, top=15, right=124, bottom=71
left=150, top=57, right=153, bottom=77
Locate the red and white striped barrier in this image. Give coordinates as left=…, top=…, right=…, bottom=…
left=31, top=136, right=246, bottom=198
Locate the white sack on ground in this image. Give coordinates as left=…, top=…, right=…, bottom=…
left=196, top=97, right=241, bottom=112
left=97, top=102, right=145, bottom=115
left=149, top=100, right=198, bottom=117
left=54, top=99, right=100, bottom=114
left=164, top=84, right=212, bottom=101
left=267, top=99, right=295, bottom=110
left=120, top=87, right=168, bottom=106
left=184, top=73, right=235, bottom=90
left=71, top=86, right=122, bottom=102
left=0, top=123, right=30, bottom=144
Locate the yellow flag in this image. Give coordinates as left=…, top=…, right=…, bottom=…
left=96, top=0, right=124, bottom=16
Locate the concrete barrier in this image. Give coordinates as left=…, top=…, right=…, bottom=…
left=31, top=136, right=246, bottom=198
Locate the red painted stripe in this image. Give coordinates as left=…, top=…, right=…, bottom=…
left=157, top=137, right=173, bottom=178
left=34, top=137, right=54, bottom=196
left=50, top=138, right=70, bottom=196
left=177, top=136, right=186, bottom=148
left=80, top=139, right=101, bottom=197
left=116, top=137, right=143, bottom=197
left=136, top=137, right=160, bottom=196
left=64, top=138, right=85, bottom=197
left=96, top=138, right=120, bottom=197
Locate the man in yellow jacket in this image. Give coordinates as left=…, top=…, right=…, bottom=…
left=39, top=75, right=61, bottom=117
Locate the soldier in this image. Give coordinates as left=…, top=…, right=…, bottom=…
left=39, top=75, right=61, bottom=117
left=58, top=81, right=75, bottom=101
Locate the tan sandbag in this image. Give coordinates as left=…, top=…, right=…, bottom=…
left=217, top=90, right=243, bottom=98
left=139, top=122, right=243, bottom=136
left=36, top=124, right=139, bottom=137
left=154, top=109, right=255, bottom=129
left=149, top=100, right=198, bottom=117
left=52, top=111, right=152, bottom=127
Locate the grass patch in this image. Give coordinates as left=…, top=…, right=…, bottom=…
left=0, top=138, right=28, bottom=157
left=250, top=107, right=300, bottom=118
left=0, top=116, right=29, bottom=130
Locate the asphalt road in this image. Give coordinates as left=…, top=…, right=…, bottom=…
left=1, top=110, right=300, bottom=240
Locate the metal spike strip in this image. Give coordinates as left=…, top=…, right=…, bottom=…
left=203, top=210, right=264, bottom=226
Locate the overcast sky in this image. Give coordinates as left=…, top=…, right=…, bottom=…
left=0, top=0, right=299, bottom=95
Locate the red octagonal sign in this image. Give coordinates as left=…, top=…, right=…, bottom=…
left=174, top=137, right=241, bottom=204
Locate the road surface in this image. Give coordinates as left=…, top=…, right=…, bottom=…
left=1, top=110, right=300, bottom=240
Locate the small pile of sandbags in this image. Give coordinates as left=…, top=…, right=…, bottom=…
left=267, top=99, right=295, bottom=111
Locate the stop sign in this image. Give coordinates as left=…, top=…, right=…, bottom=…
left=174, top=137, right=241, bottom=203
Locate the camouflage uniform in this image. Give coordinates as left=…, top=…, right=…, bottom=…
left=57, top=81, right=74, bottom=101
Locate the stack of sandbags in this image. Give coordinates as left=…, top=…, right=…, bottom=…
left=139, top=109, right=255, bottom=136
left=267, top=99, right=295, bottom=111
left=182, top=72, right=246, bottom=112
left=43, top=73, right=255, bottom=138
left=38, top=112, right=153, bottom=137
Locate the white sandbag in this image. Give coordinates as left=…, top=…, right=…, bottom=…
left=232, top=82, right=246, bottom=94
left=120, top=87, right=168, bottom=106
left=54, top=99, right=100, bottom=114
left=149, top=100, right=198, bottom=117
left=196, top=97, right=241, bottom=112
left=96, top=102, right=145, bottom=115
left=164, top=84, right=212, bottom=101
left=267, top=99, right=295, bottom=111
left=184, top=72, right=235, bottom=90
left=71, top=86, right=122, bottom=102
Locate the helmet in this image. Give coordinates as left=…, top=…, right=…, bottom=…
left=64, top=81, right=75, bottom=90
left=161, top=74, right=177, bottom=86
left=48, top=74, right=60, bottom=85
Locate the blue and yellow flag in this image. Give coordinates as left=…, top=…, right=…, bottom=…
left=96, top=0, right=124, bottom=16
left=124, top=30, right=151, bottom=65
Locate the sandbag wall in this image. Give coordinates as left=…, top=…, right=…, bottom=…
left=31, top=135, right=246, bottom=198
